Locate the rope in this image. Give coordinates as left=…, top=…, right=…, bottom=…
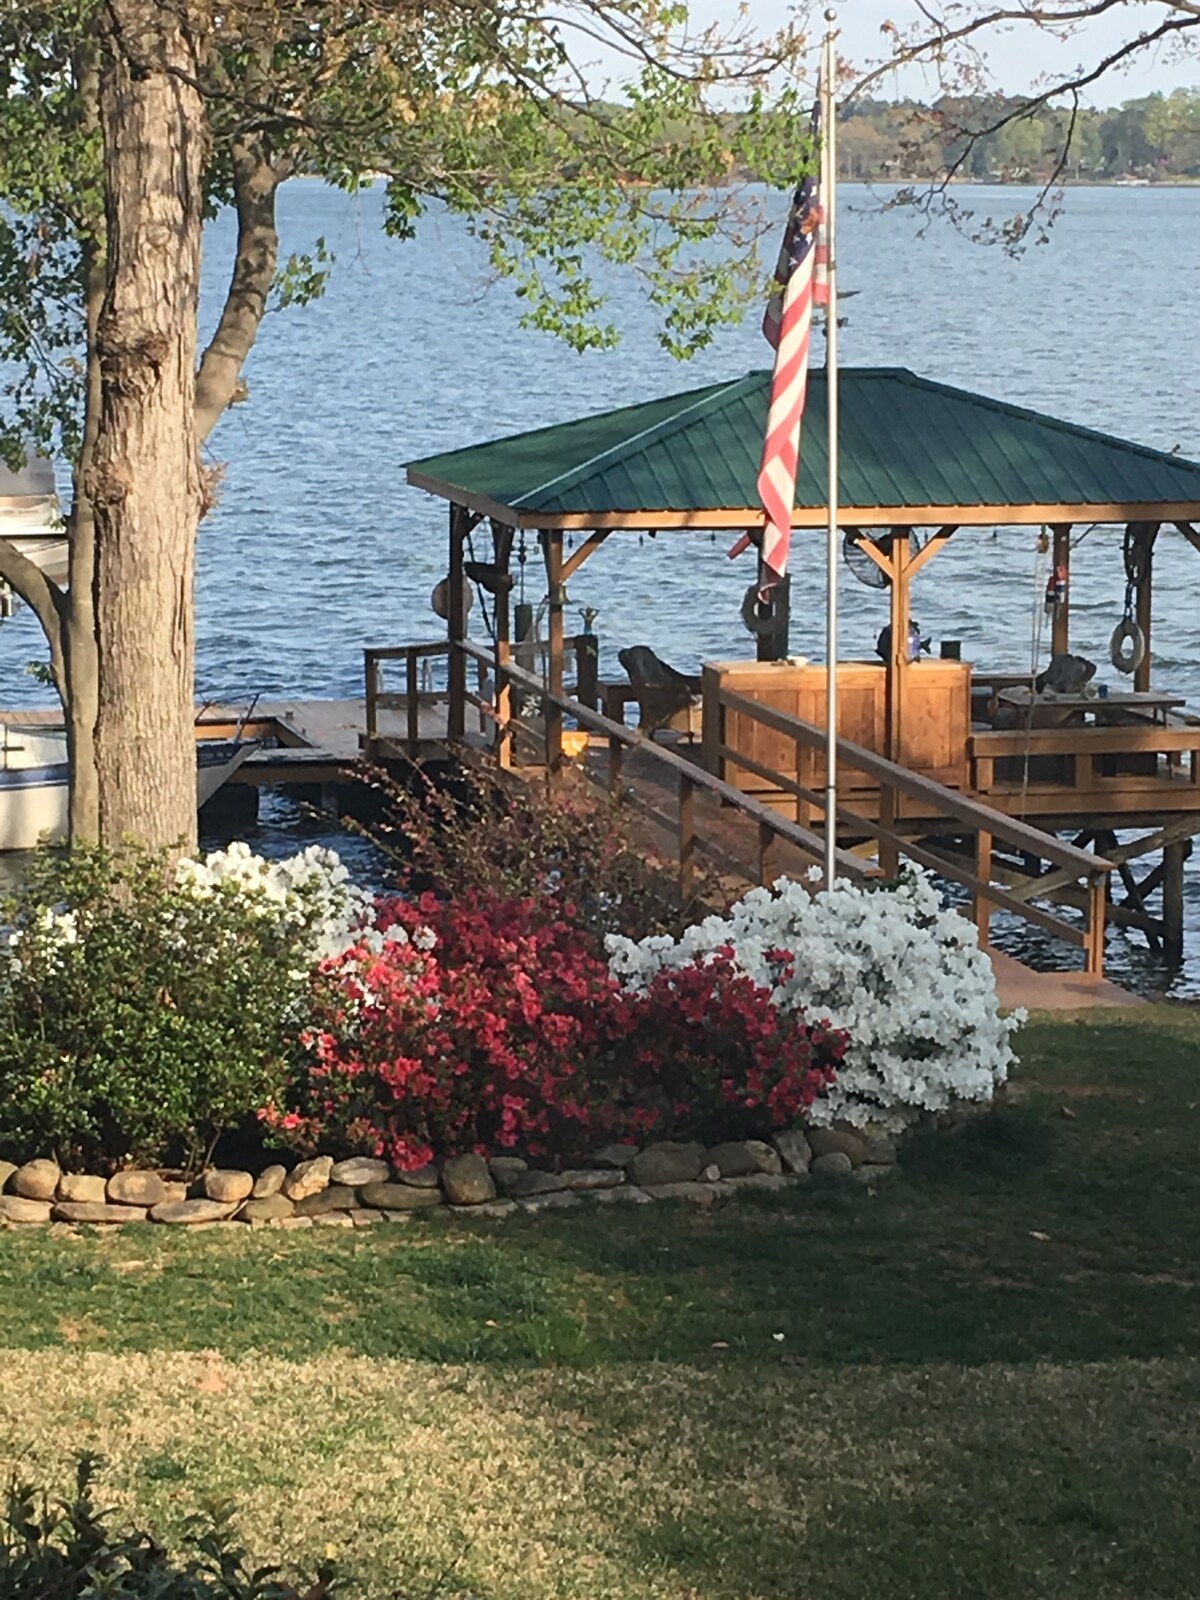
left=1111, top=524, right=1148, bottom=674
left=465, top=520, right=496, bottom=646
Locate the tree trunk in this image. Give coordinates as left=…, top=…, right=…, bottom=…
left=85, top=0, right=208, bottom=854
left=64, top=231, right=103, bottom=846
left=65, top=40, right=106, bottom=844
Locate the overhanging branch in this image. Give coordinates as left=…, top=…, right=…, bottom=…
left=194, top=137, right=285, bottom=442
left=0, top=535, right=68, bottom=685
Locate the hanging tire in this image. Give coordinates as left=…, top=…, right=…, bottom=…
left=1110, top=617, right=1146, bottom=675
left=741, top=583, right=780, bottom=636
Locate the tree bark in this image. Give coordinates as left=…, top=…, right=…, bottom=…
left=64, top=36, right=106, bottom=844
left=85, top=0, right=208, bottom=853
left=195, top=136, right=283, bottom=442
left=64, top=227, right=104, bottom=845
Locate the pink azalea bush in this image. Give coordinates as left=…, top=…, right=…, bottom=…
left=265, top=892, right=845, bottom=1168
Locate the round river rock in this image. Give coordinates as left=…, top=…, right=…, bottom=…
left=329, top=1157, right=391, bottom=1188
left=204, top=1170, right=254, bottom=1205
left=629, top=1142, right=706, bottom=1187
left=253, top=1165, right=287, bottom=1199
left=282, top=1155, right=333, bottom=1202
left=440, top=1154, right=496, bottom=1205
left=58, top=1173, right=108, bottom=1205
left=108, top=1170, right=167, bottom=1208
left=13, top=1160, right=60, bottom=1201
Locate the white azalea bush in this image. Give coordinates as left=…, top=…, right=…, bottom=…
left=607, top=869, right=1022, bottom=1132
left=0, top=842, right=378, bottom=1170
left=174, top=841, right=381, bottom=966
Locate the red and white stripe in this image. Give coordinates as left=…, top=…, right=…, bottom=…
left=757, top=249, right=818, bottom=588
left=753, top=89, right=829, bottom=596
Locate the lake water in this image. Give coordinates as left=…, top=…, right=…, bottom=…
left=3, top=181, right=1199, bottom=991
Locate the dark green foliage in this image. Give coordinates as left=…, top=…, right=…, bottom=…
left=1, top=1455, right=339, bottom=1599
left=0, top=848, right=300, bottom=1170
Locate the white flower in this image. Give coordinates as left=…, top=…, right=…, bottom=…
left=607, top=868, right=1021, bottom=1131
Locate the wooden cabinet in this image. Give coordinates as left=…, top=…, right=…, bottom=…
left=702, top=658, right=971, bottom=823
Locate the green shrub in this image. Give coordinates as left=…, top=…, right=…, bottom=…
left=0, top=847, right=312, bottom=1170
left=1, top=1455, right=337, bottom=1599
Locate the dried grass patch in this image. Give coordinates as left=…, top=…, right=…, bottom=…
left=1, top=1352, right=1198, bottom=1600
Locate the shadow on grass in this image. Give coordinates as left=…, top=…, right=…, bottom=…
left=0, top=1013, right=1196, bottom=1372
left=898, top=1103, right=1057, bottom=1182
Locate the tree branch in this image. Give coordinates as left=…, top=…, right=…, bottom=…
left=194, top=136, right=284, bottom=442
left=0, top=535, right=67, bottom=691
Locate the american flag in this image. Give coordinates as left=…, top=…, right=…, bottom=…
left=755, top=88, right=829, bottom=594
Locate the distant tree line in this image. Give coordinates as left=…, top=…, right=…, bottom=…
left=836, top=88, right=1200, bottom=182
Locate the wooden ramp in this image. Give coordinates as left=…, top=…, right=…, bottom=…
left=988, top=950, right=1141, bottom=1012
left=599, top=739, right=1140, bottom=1012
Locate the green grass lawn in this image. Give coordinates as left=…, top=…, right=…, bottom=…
left=2, top=1008, right=1199, bottom=1599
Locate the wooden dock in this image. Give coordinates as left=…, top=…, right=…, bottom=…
left=1, top=680, right=1146, bottom=1012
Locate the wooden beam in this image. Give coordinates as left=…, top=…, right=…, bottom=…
left=561, top=529, right=610, bottom=582
left=1051, top=523, right=1071, bottom=656
left=886, top=528, right=912, bottom=767
left=491, top=522, right=514, bottom=770
left=1003, top=818, right=1200, bottom=906
left=1133, top=521, right=1159, bottom=693
left=1163, top=840, right=1187, bottom=963
left=544, top=529, right=565, bottom=778
left=448, top=504, right=469, bottom=742
left=849, top=533, right=895, bottom=581
left=1175, top=520, right=1200, bottom=556
left=908, top=524, right=958, bottom=577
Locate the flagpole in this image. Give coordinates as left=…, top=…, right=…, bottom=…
left=821, top=11, right=839, bottom=888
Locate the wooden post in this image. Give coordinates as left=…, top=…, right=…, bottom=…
left=604, top=683, right=624, bottom=796
left=575, top=634, right=599, bottom=710
left=756, top=573, right=790, bottom=663
left=1163, top=840, right=1186, bottom=965
left=678, top=773, right=696, bottom=902
left=974, top=827, right=993, bottom=949
left=886, top=530, right=910, bottom=766
left=1084, top=876, right=1107, bottom=977
left=492, top=522, right=514, bottom=770
left=609, top=732, right=623, bottom=797
left=405, top=648, right=419, bottom=757
left=545, top=528, right=565, bottom=777
left=878, top=784, right=899, bottom=878
left=757, top=819, right=775, bottom=887
left=365, top=651, right=379, bottom=749
left=448, top=504, right=468, bottom=743
left=1051, top=523, right=1072, bottom=657
left=1133, top=523, right=1159, bottom=693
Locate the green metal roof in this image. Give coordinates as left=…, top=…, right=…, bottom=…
left=406, top=367, right=1200, bottom=527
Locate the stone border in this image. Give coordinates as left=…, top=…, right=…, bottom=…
left=0, top=1127, right=900, bottom=1230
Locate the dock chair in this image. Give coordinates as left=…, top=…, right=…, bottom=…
left=618, top=645, right=702, bottom=740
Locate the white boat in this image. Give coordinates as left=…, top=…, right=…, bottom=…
left=0, top=727, right=254, bottom=851
left=0, top=456, right=68, bottom=596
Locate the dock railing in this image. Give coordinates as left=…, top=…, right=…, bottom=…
left=364, top=637, right=869, bottom=898
left=364, top=637, right=1114, bottom=975
left=710, top=684, right=1113, bottom=976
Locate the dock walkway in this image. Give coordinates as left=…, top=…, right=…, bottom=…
left=1, top=691, right=1142, bottom=1011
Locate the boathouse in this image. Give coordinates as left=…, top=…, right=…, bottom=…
left=379, top=366, right=1200, bottom=979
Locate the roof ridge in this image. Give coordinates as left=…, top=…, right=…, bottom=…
left=509, top=370, right=766, bottom=509
left=891, top=369, right=1200, bottom=472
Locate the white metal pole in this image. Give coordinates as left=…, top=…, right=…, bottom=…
left=821, top=14, right=840, bottom=888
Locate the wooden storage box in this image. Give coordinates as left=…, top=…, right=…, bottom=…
left=702, top=658, right=971, bottom=823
